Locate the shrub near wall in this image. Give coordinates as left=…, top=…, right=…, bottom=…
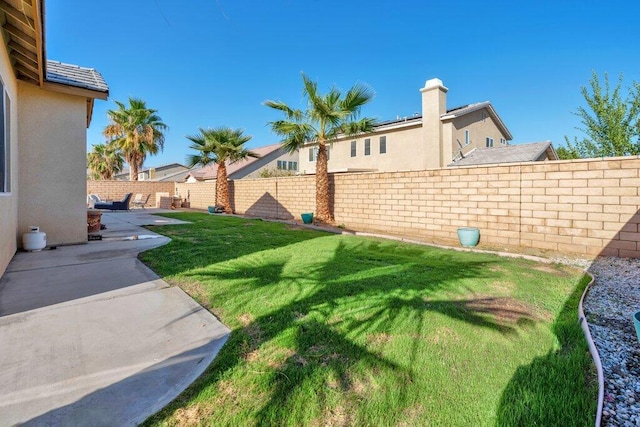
left=178, top=156, right=640, bottom=259
left=87, top=181, right=175, bottom=207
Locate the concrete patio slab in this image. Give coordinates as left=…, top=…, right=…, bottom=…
left=0, top=210, right=229, bottom=426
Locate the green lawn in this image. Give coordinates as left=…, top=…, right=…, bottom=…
left=140, top=213, right=596, bottom=426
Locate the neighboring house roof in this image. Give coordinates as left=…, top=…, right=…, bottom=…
left=114, top=163, right=190, bottom=181
left=441, top=102, right=513, bottom=140
left=449, top=141, right=558, bottom=167
left=46, top=60, right=109, bottom=94
left=187, top=143, right=283, bottom=181
left=303, top=101, right=511, bottom=146
left=155, top=168, right=194, bottom=182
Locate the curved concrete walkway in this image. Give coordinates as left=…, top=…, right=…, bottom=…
left=0, top=210, right=230, bottom=426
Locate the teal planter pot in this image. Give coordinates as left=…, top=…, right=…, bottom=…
left=457, top=227, right=480, bottom=247
left=208, top=206, right=215, bottom=214
left=634, top=311, right=640, bottom=343
left=301, top=212, right=314, bottom=224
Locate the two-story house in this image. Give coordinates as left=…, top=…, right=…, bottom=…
left=299, top=78, right=513, bottom=174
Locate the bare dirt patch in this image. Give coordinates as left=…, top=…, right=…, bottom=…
left=267, top=347, right=296, bottom=369
left=286, top=224, right=307, bottom=230
left=366, top=332, right=393, bottom=347
left=307, top=344, right=342, bottom=366
left=398, top=403, right=425, bottom=427
left=173, top=403, right=215, bottom=426
left=314, top=404, right=352, bottom=427
left=238, top=312, right=254, bottom=327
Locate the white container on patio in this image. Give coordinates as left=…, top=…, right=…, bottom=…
left=23, top=226, right=46, bottom=252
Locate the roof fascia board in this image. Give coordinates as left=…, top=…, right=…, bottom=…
left=42, top=80, right=109, bottom=100
left=34, top=0, right=44, bottom=86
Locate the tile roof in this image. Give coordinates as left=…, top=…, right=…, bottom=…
left=373, top=102, right=511, bottom=140
left=449, top=141, right=558, bottom=167
left=441, top=102, right=490, bottom=118
left=46, top=60, right=109, bottom=93
left=188, top=143, right=283, bottom=180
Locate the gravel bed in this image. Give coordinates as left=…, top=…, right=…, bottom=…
left=582, top=257, right=640, bottom=427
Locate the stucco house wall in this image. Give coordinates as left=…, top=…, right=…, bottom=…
left=298, top=78, right=511, bottom=175
left=17, top=82, right=88, bottom=246
left=300, top=124, right=424, bottom=174
left=0, top=43, right=19, bottom=276
left=236, top=149, right=300, bottom=179
left=449, top=110, right=510, bottom=157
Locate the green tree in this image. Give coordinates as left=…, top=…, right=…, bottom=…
left=87, top=142, right=124, bottom=180
left=103, top=97, right=168, bottom=181
left=565, top=71, right=640, bottom=158
left=555, top=145, right=580, bottom=160
left=265, top=74, right=375, bottom=223
left=186, top=127, right=258, bottom=213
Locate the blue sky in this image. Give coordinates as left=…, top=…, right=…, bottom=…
left=46, top=1, right=640, bottom=167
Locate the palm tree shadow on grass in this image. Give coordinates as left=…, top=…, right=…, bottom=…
left=145, top=235, right=540, bottom=425
left=140, top=213, right=327, bottom=276
left=495, top=274, right=596, bottom=426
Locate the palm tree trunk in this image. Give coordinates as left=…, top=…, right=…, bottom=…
left=315, top=142, right=334, bottom=223
left=128, top=154, right=139, bottom=181
left=216, top=162, right=232, bottom=213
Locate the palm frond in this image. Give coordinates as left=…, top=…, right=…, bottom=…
left=342, top=83, right=375, bottom=113
left=341, top=117, right=377, bottom=136
left=264, top=100, right=304, bottom=121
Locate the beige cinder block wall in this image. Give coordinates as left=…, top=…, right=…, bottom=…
left=210, top=157, right=640, bottom=259
left=17, top=82, right=87, bottom=246
left=87, top=181, right=174, bottom=207
left=0, top=47, right=19, bottom=276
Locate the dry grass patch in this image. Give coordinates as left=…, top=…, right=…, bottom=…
left=428, top=326, right=460, bottom=345
left=172, top=403, right=215, bottom=427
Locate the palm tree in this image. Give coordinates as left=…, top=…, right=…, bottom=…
left=265, top=74, right=375, bottom=223
left=87, top=142, right=124, bottom=180
left=103, top=97, right=167, bottom=181
left=186, top=127, right=258, bottom=213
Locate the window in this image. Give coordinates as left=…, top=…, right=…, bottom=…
left=309, top=146, right=329, bottom=162
left=350, top=140, right=357, bottom=157
left=486, top=137, right=494, bottom=147
left=0, top=79, right=8, bottom=193
left=364, top=138, right=371, bottom=155
left=379, top=136, right=387, bottom=154
left=500, top=138, right=507, bottom=145
left=288, top=161, right=297, bottom=171
left=465, top=130, right=470, bottom=145
left=277, top=160, right=284, bottom=169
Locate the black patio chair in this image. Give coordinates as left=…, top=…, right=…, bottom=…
left=94, top=193, right=133, bottom=211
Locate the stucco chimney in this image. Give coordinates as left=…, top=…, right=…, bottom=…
left=420, top=78, right=448, bottom=168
